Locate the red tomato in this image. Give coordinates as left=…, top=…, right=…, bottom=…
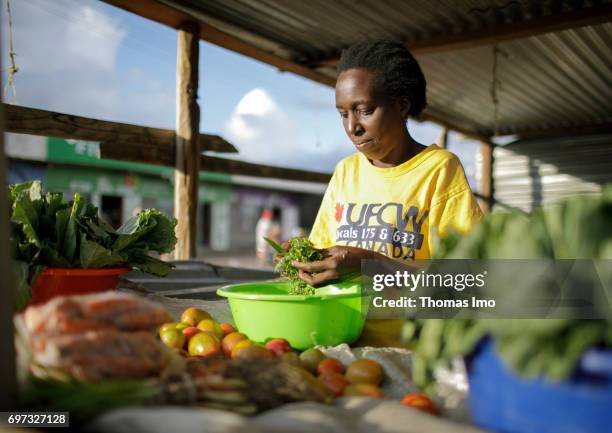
left=318, top=372, right=349, bottom=397
left=317, top=358, right=345, bottom=376
left=265, top=338, right=293, bottom=357
left=400, top=392, right=438, bottom=415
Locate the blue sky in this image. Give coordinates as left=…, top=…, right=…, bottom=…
left=2, top=0, right=478, bottom=184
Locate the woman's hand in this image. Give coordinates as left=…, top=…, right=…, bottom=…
left=291, top=246, right=374, bottom=287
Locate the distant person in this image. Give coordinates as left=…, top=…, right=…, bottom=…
left=269, top=207, right=282, bottom=245
left=255, top=208, right=282, bottom=263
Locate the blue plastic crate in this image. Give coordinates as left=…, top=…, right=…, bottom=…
left=468, top=338, right=612, bottom=433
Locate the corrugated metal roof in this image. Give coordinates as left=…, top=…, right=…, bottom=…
left=112, top=0, right=612, bottom=139
left=182, top=0, right=549, bottom=60
left=420, top=22, right=612, bottom=136
left=481, top=134, right=612, bottom=211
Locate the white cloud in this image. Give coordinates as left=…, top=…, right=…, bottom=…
left=223, top=88, right=353, bottom=172
left=1, top=0, right=175, bottom=128
left=225, top=88, right=286, bottom=142
left=224, top=88, right=296, bottom=161
left=63, top=6, right=125, bottom=71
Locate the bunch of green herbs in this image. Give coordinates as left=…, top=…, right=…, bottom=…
left=10, top=181, right=177, bottom=308
left=274, top=237, right=323, bottom=295
left=405, top=187, right=612, bottom=392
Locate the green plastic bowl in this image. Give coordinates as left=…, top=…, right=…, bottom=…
left=216, top=280, right=367, bottom=350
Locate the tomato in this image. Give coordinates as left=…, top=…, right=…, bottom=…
left=230, top=339, right=254, bottom=359
left=159, top=327, right=186, bottom=350
left=280, top=351, right=301, bottom=366
left=265, top=338, right=293, bottom=357
left=180, top=307, right=211, bottom=326
left=219, top=323, right=236, bottom=336
left=346, top=359, right=384, bottom=385
left=233, top=345, right=274, bottom=360
left=221, top=332, right=248, bottom=357
left=299, top=348, right=327, bottom=373
left=182, top=326, right=202, bottom=342
left=317, top=372, right=349, bottom=397
left=400, top=392, right=438, bottom=415
left=159, top=322, right=179, bottom=336
left=196, top=319, right=223, bottom=339
left=188, top=332, right=221, bottom=358
left=343, top=383, right=384, bottom=398
left=317, top=358, right=345, bottom=376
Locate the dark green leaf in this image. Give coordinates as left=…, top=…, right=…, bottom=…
left=79, top=234, right=125, bottom=268
left=61, top=194, right=84, bottom=262
left=129, top=252, right=173, bottom=277
left=13, top=260, right=31, bottom=310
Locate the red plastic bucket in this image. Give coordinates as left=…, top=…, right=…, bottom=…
left=31, top=267, right=132, bottom=305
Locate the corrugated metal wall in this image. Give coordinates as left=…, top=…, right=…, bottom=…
left=477, top=135, right=612, bottom=212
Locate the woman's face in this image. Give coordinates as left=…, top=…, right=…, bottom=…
left=335, top=68, right=409, bottom=163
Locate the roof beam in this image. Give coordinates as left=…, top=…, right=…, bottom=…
left=312, top=3, right=612, bottom=67
left=102, top=0, right=336, bottom=87
left=4, top=104, right=237, bottom=160
left=418, top=110, right=493, bottom=145
left=200, top=155, right=331, bottom=183
left=98, top=135, right=331, bottom=183
left=515, top=122, right=612, bottom=141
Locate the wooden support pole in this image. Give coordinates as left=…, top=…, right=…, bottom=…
left=479, top=141, right=494, bottom=213
left=0, top=54, right=17, bottom=411
left=174, top=22, right=200, bottom=260
left=437, top=127, right=449, bottom=149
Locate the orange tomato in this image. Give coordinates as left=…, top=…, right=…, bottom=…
left=222, top=332, right=248, bottom=357
left=180, top=307, right=211, bottom=326
left=343, top=383, right=384, bottom=398
left=231, top=339, right=254, bottom=359
left=219, top=323, right=236, bottom=336
left=346, top=359, right=384, bottom=385
left=400, top=392, right=438, bottom=415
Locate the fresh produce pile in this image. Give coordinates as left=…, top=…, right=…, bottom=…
left=274, top=237, right=323, bottom=295
left=159, top=306, right=437, bottom=414
left=9, top=181, right=177, bottom=308
left=405, top=189, right=612, bottom=392
left=17, top=293, right=329, bottom=422
left=19, top=293, right=438, bottom=421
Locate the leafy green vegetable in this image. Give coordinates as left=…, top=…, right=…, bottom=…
left=274, top=237, right=323, bottom=295
left=406, top=188, right=612, bottom=392
left=9, top=181, right=178, bottom=306
left=264, top=237, right=285, bottom=254
left=13, top=260, right=32, bottom=311
left=20, top=376, right=158, bottom=424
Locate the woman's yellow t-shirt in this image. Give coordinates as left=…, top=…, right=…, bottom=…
left=309, top=144, right=483, bottom=260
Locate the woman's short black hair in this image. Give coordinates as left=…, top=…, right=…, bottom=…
left=337, top=39, right=427, bottom=117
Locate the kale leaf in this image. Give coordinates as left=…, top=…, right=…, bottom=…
left=9, top=181, right=178, bottom=306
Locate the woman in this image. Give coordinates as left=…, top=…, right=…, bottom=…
left=291, top=40, right=482, bottom=287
